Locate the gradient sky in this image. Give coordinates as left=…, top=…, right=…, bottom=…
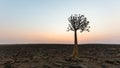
left=0, top=0, right=120, bottom=44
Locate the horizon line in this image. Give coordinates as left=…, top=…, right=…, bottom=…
left=0, top=43, right=120, bottom=45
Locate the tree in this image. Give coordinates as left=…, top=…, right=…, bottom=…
left=67, top=14, right=90, bottom=58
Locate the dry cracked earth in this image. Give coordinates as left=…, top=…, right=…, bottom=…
left=0, top=44, right=120, bottom=68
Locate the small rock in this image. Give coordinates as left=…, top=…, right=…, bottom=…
left=105, top=60, right=114, bottom=64
left=54, top=63, right=63, bottom=67
left=101, top=63, right=107, bottom=68
left=64, top=57, right=72, bottom=61
left=4, top=61, right=14, bottom=68
left=31, top=65, right=39, bottom=68
left=32, top=56, right=40, bottom=63
left=43, top=64, right=51, bottom=68
left=69, top=63, right=85, bottom=68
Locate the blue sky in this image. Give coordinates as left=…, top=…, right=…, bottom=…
left=0, top=0, right=120, bottom=44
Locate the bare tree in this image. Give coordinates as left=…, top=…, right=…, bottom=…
left=67, top=14, right=90, bottom=58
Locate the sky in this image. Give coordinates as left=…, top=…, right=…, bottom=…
left=0, top=0, right=120, bottom=44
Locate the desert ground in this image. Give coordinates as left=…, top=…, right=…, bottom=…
left=0, top=44, right=120, bottom=68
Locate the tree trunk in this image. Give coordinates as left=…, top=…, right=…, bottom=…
left=72, top=30, right=79, bottom=58
left=74, top=30, right=77, bottom=45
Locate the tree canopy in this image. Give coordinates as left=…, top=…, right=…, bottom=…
left=67, top=14, right=90, bottom=32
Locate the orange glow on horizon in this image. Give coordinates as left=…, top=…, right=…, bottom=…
left=0, top=29, right=119, bottom=44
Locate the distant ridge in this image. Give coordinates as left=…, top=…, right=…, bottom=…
left=0, top=43, right=120, bottom=46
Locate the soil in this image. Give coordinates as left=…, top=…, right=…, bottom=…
left=0, top=44, right=120, bottom=68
